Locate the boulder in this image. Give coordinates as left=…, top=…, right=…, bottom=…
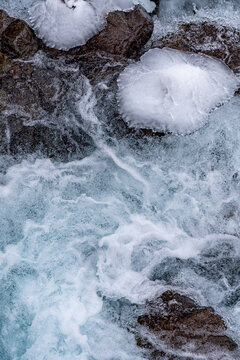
left=137, top=291, right=238, bottom=359
left=63, top=5, right=154, bottom=62
left=1, top=19, right=38, bottom=59
left=152, top=22, right=240, bottom=71
left=102, top=289, right=238, bottom=359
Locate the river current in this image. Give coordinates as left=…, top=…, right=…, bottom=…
left=0, top=0, right=240, bottom=359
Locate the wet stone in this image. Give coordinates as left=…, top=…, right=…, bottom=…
left=136, top=291, right=238, bottom=359
left=152, top=22, right=240, bottom=72
left=1, top=19, right=38, bottom=59
left=69, top=5, right=154, bottom=60
left=0, top=58, right=95, bottom=160
left=0, top=52, right=10, bottom=73
left=103, top=290, right=238, bottom=360
left=0, top=114, right=95, bottom=160
left=0, top=9, right=14, bottom=37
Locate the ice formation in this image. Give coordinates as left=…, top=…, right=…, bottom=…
left=117, top=48, right=239, bottom=135
left=29, top=0, right=156, bottom=50
left=29, top=0, right=99, bottom=50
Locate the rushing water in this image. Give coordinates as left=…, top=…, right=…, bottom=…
left=0, top=1, right=240, bottom=359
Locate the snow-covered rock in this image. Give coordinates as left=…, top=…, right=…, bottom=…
left=117, top=48, right=239, bottom=135
left=29, top=0, right=155, bottom=50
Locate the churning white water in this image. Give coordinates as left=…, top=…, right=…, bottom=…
left=0, top=0, right=240, bottom=359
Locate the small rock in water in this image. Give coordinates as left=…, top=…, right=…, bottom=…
left=137, top=291, right=238, bottom=359
left=117, top=48, right=239, bottom=135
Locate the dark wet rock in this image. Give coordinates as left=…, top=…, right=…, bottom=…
left=151, top=0, right=159, bottom=14
left=0, top=9, right=14, bottom=37
left=0, top=52, right=10, bottom=73
left=152, top=22, right=240, bottom=71
left=0, top=115, right=94, bottom=160
left=102, top=290, right=238, bottom=360
left=0, top=57, right=95, bottom=160
left=0, top=59, right=64, bottom=117
left=83, top=5, right=153, bottom=59
left=137, top=291, right=238, bottom=359
left=1, top=19, right=38, bottom=59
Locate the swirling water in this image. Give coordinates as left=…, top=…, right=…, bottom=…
left=0, top=1, right=240, bottom=359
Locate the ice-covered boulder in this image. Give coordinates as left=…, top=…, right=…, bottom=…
left=117, top=48, right=239, bottom=135
left=29, top=0, right=156, bottom=50
left=29, top=0, right=99, bottom=50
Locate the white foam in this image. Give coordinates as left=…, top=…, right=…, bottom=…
left=97, top=215, right=213, bottom=303
left=117, top=48, right=239, bottom=135
left=29, top=0, right=156, bottom=50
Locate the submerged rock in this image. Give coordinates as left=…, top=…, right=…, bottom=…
left=152, top=22, right=240, bottom=72
left=0, top=115, right=95, bottom=160
left=137, top=291, right=238, bottom=358
left=0, top=57, right=95, bottom=160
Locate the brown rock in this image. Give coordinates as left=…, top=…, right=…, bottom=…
left=0, top=58, right=95, bottom=159
left=83, top=5, right=154, bottom=59
left=0, top=9, right=14, bottom=37
left=0, top=52, right=10, bottom=73
left=152, top=22, right=240, bottom=71
left=39, top=6, right=153, bottom=86
left=1, top=19, right=38, bottom=59
left=137, top=291, right=238, bottom=358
